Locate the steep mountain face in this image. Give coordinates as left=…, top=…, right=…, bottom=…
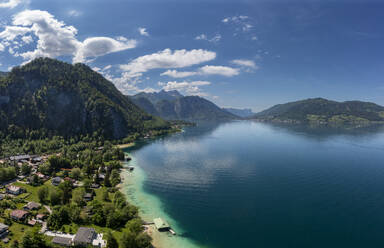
left=223, top=108, right=255, bottom=118
left=0, top=58, right=169, bottom=139
left=134, top=90, right=183, bottom=104
left=252, top=98, right=384, bottom=124
left=130, top=91, right=237, bottom=121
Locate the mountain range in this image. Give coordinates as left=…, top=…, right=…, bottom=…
left=223, top=108, right=255, bottom=118
left=129, top=90, right=237, bottom=121
left=251, top=98, right=384, bottom=125
left=0, top=58, right=169, bottom=139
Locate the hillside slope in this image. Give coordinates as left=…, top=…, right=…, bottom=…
left=252, top=98, right=384, bottom=124
left=130, top=91, right=237, bottom=121
left=0, top=58, right=169, bottom=139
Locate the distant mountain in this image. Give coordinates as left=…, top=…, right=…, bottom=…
left=0, top=72, right=7, bottom=78
left=134, top=90, right=183, bottom=104
left=130, top=91, right=237, bottom=121
left=223, top=108, right=255, bottom=118
left=251, top=98, right=384, bottom=125
left=0, top=58, right=169, bottom=139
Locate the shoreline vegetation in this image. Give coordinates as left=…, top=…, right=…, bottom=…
left=0, top=122, right=186, bottom=248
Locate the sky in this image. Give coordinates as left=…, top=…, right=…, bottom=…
left=0, top=0, right=383, bottom=112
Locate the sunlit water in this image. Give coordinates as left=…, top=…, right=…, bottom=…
left=122, top=121, right=384, bottom=248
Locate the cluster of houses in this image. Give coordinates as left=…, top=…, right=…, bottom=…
left=0, top=200, right=47, bottom=243
left=10, top=201, right=46, bottom=225
left=0, top=154, right=109, bottom=247
left=3, top=154, right=46, bottom=167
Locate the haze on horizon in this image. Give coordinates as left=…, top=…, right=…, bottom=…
left=0, top=0, right=383, bottom=112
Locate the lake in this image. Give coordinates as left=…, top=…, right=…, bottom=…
left=122, top=121, right=384, bottom=248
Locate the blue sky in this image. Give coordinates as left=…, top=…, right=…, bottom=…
left=0, top=0, right=383, bottom=111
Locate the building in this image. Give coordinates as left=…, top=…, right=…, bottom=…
left=6, top=185, right=24, bottom=195
left=9, top=155, right=30, bottom=162
left=36, top=213, right=47, bottom=221
left=52, top=236, right=73, bottom=247
left=91, top=183, right=100, bottom=189
left=31, top=156, right=43, bottom=164
left=83, top=193, right=93, bottom=202
left=10, top=210, right=29, bottom=221
left=27, top=219, right=37, bottom=226
left=154, top=218, right=171, bottom=231
left=0, top=223, right=9, bottom=239
left=23, top=201, right=41, bottom=211
left=73, top=227, right=97, bottom=246
left=52, top=177, right=62, bottom=186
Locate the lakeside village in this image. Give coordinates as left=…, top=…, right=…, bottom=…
left=0, top=139, right=176, bottom=248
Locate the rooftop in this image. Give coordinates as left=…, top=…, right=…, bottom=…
left=25, top=201, right=40, bottom=210
left=7, top=185, right=21, bottom=191
left=154, top=218, right=170, bottom=230
left=11, top=210, right=29, bottom=219
left=9, top=155, right=30, bottom=161
left=0, top=223, right=9, bottom=232
left=74, top=227, right=96, bottom=244
left=52, top=236, right=73, bottom=246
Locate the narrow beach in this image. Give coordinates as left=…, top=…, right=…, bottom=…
left=120, top=153, right=206, bottom=248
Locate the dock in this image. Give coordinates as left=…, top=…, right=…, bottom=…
left=153, top=218, right=176, bottom=235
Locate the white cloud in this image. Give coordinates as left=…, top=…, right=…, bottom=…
left=161, top=65, right=239, bottom=78
left=74, top=37, right=136, bottom=63
left=199, top=65, right=239, bottom=77
left=231, top=59, right=258, bottom=69
left=68, top=10, right=82, bottom=17
left=21, top=35, right=32, bottom=44
left=222, top=15, right=253, bottom=32
left=195, top=33, right=221, bottom=43
left=138, top=27, right=149, bottom=36
left=0, top=43, right=4, bottom=51
left=0, top=26, right=30, bottom=41
left=161, top=70, right=197, bottom=78
left=195, top=34, right=207, bottom=40
left=160, top=80, right=211, bottom=96
left=0, top=10, right=137, bottom=63
left=0, top=0, right=22, bottom=8
left=119, top=48, right=216, bottom=79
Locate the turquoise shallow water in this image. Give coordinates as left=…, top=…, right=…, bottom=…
left=123, top=121, right=384, bottom=248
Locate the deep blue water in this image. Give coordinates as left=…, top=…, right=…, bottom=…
left=127, top=121, right=384, bottom=248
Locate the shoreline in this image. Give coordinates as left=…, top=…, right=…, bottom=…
left=119, top=152, right=206, bottom=248
left=119, top=164, right=164, bottom=248
left=117, top=142, right=135, bottom=149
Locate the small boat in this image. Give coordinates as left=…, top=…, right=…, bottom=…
left=128, top=166, right=134, bottom=171
left=169, top=229, right=176, bottom=235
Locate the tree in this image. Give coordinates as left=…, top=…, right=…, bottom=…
left=120, top=230, right=152, bottom=248
left=125, top=218, right=144, bottom=235
left=47, top=206, right=69, bottom=230
left=21, top=229, right=50, bottom=248
left=110, top=169, right=121, bottom=187
left=37, top=186, right=49, bottom=204
left=71, top=187, right=86, bottom=206
left=105, top=231, right=118, bottom=248
left=20, top=164, right=31, bottom=175
left=102, top=188, right=110, bottom=202
left=69, top=167, right=81, bottom=180
left=59, top=180, right=73, bottom=204
left=10, top=240, right=19, bottom=248
left=135, top=233, right=152, bottom=248
left=49, top=189, right=62, bottom=205
left=120, top=230, right=136, bottom=248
